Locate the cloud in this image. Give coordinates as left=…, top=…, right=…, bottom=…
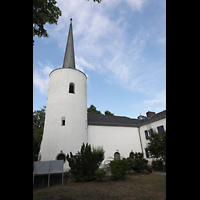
left=101, top=0, right=147, bottom=11
left=131, top=89, right=166, bottom=116
left=101, top=28, right=150, bottom=91
left=125, top=0, right=148, bottom=11
left=158, top=37, right=166, bottom=44
left=75, top=56, right=95, bottom=71
left=42, top=0, right=165, bottom=97
left=143, top=90, right=166, bottom=112
left=50, top=0, right=147, bottom=49
left=34, top=61, right=91, bottom=95
left=33, top=62, right=54, bottom=95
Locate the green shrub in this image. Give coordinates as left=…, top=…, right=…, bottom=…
left=95, top=168, right=106, bottom=182
left=152, top=159, right=165, bottom=171
left=66, top=143, right=105, bottom=182
left=124, top=152, right=152, bottom=174
left=110, top=159, right=128, bottom=180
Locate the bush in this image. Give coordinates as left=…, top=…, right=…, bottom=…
left=124, top=152, right=152, bottom=174
left=152, top=159, right=165, bottom=171
left=95, top=168, right=106, bottom=182
left=146, top=130, right=166, bottom=164
left=66, top=143, right=105, bottom=182
left=110, top=159, right=128, bottom=180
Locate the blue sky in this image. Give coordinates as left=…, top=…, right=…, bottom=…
left=33, top=0, right=166, bottom=118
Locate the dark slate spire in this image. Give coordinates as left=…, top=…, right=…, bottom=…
left=62, top=18, right=75, bottom=69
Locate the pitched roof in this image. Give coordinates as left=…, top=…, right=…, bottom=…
left=138, top=110, right=166, bottom=126
left=88, top=113, right=140, bottom=127
left=87, top=110, right=166, bottom=128
left=62, top=19, right=75, bottom=69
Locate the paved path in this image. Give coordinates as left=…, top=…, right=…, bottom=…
left=152, top=171, right=166, bottom=175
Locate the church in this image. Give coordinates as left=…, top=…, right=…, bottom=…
left=39, top=19, right=166, bottom=171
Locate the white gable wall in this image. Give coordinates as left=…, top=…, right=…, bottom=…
left=88, top=125, right=142, bottom=167
left=139, top=118, right=166, bottom=162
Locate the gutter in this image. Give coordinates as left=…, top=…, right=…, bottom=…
left=138, top=126, right=144, bottom=154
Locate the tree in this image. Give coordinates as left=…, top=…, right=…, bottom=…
left=33, top=0, right=62, bottom=44
left=33, top=0, right=102, bottom=44
left=66, top=143, right=105, bottom=181
left=87, top=105, right=102, bottom=114
left=33, top=106, right=46, bottom=161
left=146, top=130, right=166, bottom=163
left=104, top=110, right=114, bottom=116
left=87, top=105, right=115, bottom=116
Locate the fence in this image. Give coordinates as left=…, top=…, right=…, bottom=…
left=33, top=160, right=64, bottom=187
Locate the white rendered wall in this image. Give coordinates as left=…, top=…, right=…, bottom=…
left=40, top=68, right=87, bottom=171
left=88, top=125, right=142, bottom=167
left=139, top=118, right=166, bottom=162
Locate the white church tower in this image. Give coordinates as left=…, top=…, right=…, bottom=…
left=39, top=19, right=88, bottom=170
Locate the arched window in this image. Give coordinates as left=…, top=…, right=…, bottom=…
left=129, top=152, right=134, bottom=159
left=56, top=152, right=66, bottom=163
left=69, top=83, right=75, bottom=94
left=114, top=152, right=120, bottom=160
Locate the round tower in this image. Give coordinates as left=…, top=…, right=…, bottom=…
left=40, top=19, right=88, bottom=171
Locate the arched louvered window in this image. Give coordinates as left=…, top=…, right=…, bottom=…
left=69, top=83, right=75, bottom=94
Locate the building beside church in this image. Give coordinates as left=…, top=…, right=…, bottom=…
left=39, top=19, right=166, bottom=171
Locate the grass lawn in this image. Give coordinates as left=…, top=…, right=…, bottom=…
left=33, top=174, right=166, bottom=200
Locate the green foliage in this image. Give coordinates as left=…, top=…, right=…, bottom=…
left=104, top=110, right=114, bottom=116
left=87, top=105, right=102, bottom=114
left=146, top=131, right=166, bottom=163
left=33, top=106, right=46, bottom=161
left=124, top=152, right=152, bottom=174
left=110, top=152, right=152, bottom=180
left=94, top=168, right=106, bottom=182
left=33, top=0, right=62, bottom=43
left=66, top=143, right=105, bottom=182
left=110, top=159, right=128, bottom=180
left=152, top=159, right=166, bottom=171
left=33, top=0, right=102, bottom=44
left=87, top=104, right=115, bottom=116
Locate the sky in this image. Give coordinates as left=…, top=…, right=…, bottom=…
left=33, top=0, right=166, bottom=119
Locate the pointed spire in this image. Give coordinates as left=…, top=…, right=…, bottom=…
left=63, top=18, right=75, bottom=69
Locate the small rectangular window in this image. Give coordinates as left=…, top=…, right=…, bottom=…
left=145, top=130, right=149, bottom=139
left=145, top=148, right=149, bottom=158
left=69, top=83, right=75, bottom=94
left=149, top=128, right=153, bottom=136
left=61, top=117, right=65, bottom=126
left=157, top=125, right=164, bottom=134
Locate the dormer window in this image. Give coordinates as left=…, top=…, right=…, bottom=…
left=69, top=83, right=75, bottom=94
left=137, top=115, right=146, bottom=120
